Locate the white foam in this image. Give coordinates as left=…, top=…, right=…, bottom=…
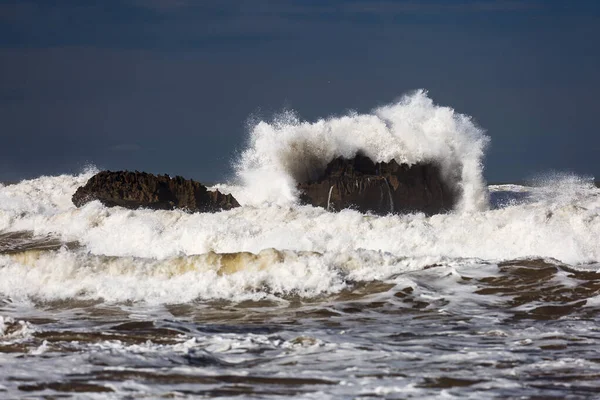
left=234, top=90, right=489, bottom=211
left=2, top=172, right=600, bottom=265
left=0, top=316, right=9, bottom=336
left=0, top=316, right=32, bottom=340
left=0, top=166, right=97, bottom=231
left=1, top=96, right=600, bottom=304
left=0, top=248, right=448, bottom=303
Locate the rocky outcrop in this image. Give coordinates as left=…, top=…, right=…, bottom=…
left=72, top=171, right=239, bottom=212
left=297, top=154, right=456, bottom=215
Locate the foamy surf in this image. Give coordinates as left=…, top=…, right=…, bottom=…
left=2, top=173, right=600, bottom=265
left=1, top=92, right=600, bottom=399
left=0, top=246, right=468, bottom=303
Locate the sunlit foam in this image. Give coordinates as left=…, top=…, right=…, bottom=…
left=234, top=90, right=489, bottom=211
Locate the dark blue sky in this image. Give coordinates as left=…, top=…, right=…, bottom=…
left=1, top=0, right=599, bottom=183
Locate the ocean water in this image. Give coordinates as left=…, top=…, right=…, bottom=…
left=1, top=92, right=599, bottom=399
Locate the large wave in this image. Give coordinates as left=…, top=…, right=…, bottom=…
left=2, top=93, right=600, bottom=303
left=235, top=90, right=490, bottom=212
left=2, top=171, right=600, bottom=264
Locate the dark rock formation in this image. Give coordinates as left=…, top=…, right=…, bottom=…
left=72, top=171, right=239, bottom=212
left=297, top=154, right=456, bottom=215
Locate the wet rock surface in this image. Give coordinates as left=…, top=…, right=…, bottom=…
left=72, top=171, right=239, bottom=212
left=297, top=154, right=456, bottom=215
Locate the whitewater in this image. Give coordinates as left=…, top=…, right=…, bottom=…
left=1, top=91, right=599, bottom=399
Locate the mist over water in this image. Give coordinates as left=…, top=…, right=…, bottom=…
left=1, top=93, right=600, bottom=398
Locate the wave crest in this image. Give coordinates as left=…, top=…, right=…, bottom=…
left=235, top=90, right=490, bottom=211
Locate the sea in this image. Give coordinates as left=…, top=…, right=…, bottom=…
left=1, top=91, right=599, bottom=399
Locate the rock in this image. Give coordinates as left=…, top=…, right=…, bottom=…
left=297, top=154, right=456, bottom=215
left=72, top=171, right=239, bottom=212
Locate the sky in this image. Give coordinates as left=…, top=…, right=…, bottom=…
left=0, top=0, right=599, bottom=183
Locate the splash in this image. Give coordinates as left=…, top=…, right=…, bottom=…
left=235, top=90, right=490, bottom=211
left=528, top=172, right=597, bottom=204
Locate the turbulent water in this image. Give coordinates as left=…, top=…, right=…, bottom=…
left=1, top=92, right=600, bottom=399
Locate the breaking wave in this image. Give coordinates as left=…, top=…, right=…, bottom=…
left=235, top=90, right=490, bottom=211
left=0, top=247, right=452, bottom=303
left=1, top=92, right=599, bottom=304
left=2, top=92, right=600, bottom=400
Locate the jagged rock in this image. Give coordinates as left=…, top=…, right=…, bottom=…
left=72, top=171, right=239, bottom=212
left=297, top=154, right=456, bottom=215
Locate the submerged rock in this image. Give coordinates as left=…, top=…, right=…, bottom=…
left=72, top=171, right=239, bottom=212
left=297, top=154, right=456, bottom=215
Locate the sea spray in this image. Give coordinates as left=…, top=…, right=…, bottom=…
left=235, top=90, right=490, bottom=211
